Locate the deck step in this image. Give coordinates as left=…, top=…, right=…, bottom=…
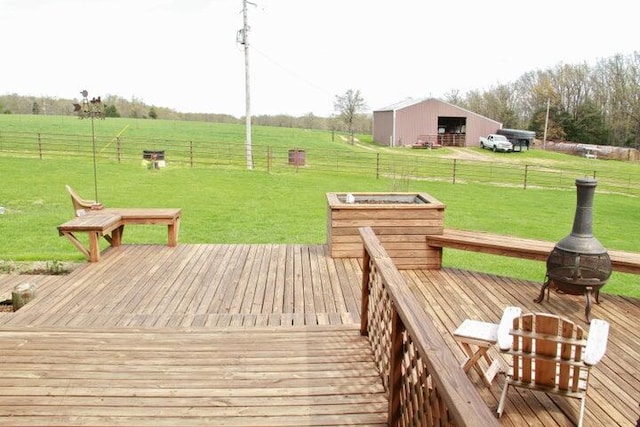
left=0, top=326, right=388, bottom=426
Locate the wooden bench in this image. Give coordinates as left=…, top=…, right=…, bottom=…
left=58, top=208, right=181, bottom=262
left=103, top=208, right=182, bottom=247
left=426, top=228, right=640, bottom=275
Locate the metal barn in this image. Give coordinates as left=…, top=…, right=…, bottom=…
left=373, top=98, right=502, bottom=148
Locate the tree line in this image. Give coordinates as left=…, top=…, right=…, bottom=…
left=2, top=51, right=638, bottom=146
left=445, top=51, right=640, bottom=147
left=0, top=94, right=240, bottom=124
left=0, top=93, right=372, bottom=135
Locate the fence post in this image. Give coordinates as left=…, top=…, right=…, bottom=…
left=452, top=158, right=457, bottom=184
left=190, top=141, right=194, bottom=168
left=116, top=137, right=121, bottom=163
left=376, top=153, right=380, bottom=179
left=37, top=133, right=42, bottom=160
left=524, top=164, right=529, bottom=190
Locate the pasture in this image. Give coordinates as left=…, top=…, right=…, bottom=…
left=0, top=114, right=638, bottom=297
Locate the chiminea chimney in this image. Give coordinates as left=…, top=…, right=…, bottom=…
left=536, top=178, right=612, bottom=322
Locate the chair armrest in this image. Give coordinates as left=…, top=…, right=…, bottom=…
left=497, top=306, right=522, bottom=351
left=584, top=319, right=609, bottom=365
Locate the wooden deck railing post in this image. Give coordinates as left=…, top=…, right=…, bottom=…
left=360, top=247, right=371, bottom=336
left=387, top=306, right=403, bottom=426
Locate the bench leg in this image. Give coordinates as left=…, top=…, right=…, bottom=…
left=110, top=225, right=123, bottom=247
left=61, top=232, right=91, bottom=261
left=88, top=231, right=101, bottom=262
left=60, top=231, right=101, bottom=262
left=168, top=217, right=181, bottom=247
left=103, top=226, right=123, bottom=247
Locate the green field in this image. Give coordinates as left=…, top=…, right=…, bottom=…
left=1, top=114, right=638, bottom=297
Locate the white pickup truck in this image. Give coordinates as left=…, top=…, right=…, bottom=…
left=479, top=134, right=513, bottom=152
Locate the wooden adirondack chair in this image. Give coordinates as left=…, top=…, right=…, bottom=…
left=496, top=311, right=609, bottom=427
left=65, top=185, right=103, bottom=216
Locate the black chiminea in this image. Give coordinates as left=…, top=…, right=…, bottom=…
left=535, top=178, right=612, bottom=322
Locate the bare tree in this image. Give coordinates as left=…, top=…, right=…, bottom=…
left=443, top=89, right=462, bottom=105
left=334, top=89, right=367, bottom=143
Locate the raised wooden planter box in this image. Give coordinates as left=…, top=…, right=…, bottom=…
left=327, top=192, right=445, bottom=269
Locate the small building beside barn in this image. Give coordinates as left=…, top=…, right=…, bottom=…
left=373, top=98, right=502, bottom=148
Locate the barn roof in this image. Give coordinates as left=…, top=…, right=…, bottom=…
left=374, top=97, right=502, bottom=126
left=375, top=97, right=425, bottom=112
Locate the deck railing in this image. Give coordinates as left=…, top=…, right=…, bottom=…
left=358, top=226, right=498, bottom=426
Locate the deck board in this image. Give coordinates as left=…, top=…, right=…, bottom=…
left=1, top=243, right=638, bottom=426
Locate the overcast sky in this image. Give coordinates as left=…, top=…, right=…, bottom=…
left=1, top=0, right=637, bottom=117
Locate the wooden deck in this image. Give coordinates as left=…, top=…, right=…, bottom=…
left=0, top=326, right=387, bottom=426
left=1, top=243, right=638, bottom=426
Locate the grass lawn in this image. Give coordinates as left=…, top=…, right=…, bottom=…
left=0, top=115, right=638, bottom=298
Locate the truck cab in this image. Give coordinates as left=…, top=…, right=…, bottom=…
left=479, top=134, right=513, bottom=152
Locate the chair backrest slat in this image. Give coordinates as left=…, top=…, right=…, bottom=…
left=559, top=319, right=575, bottom=390
left=520, top=315, right=534, bottom=382
left=535, top=314, right=559, bottom=388
left=571, top=325, right=584, bottom=391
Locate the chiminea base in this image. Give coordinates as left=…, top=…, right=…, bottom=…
left=534, top=278, right=601, bottom=323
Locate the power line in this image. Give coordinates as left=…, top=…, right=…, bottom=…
left=251, top=46, right=333, bottom=98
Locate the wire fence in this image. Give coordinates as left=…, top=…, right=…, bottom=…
left=1, top=131, right=639, bottom=196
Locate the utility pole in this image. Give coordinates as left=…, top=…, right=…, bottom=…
left=239, top=0, right=255, bottom=170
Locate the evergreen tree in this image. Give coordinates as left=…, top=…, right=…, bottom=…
left=104, top=105, right=120, bottom=118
